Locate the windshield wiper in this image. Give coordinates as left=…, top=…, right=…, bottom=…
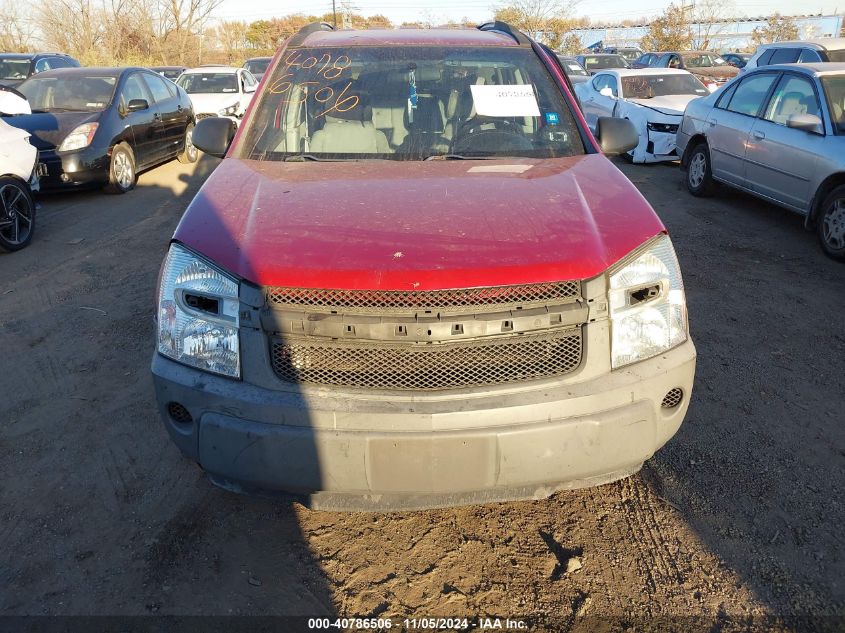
left=424, top=154, right=498, bottom=161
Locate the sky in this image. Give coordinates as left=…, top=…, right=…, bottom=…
left=213, top=0, right=844, bottom=26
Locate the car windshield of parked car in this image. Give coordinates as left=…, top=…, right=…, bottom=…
left=822, top=77, right=845, bottom=133
left=18, top=75, right=117, bottom=112
left=682, top=54, right=727, bottom=67
left=617, top=50, right=642, bottom=62
left=177, top=73, right=238, bottom=93
left=245, top=60, right=270, bottom=75
left=582, top=55, right=629, bottom=69
left=0, top=59, right=30, bottom=81
left=560, top=59, right=588, bottom=76
left=621, top=74, right=709, bottom=99
left=238, top=46, right=585, bottom=161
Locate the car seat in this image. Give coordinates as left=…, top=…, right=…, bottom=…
left=772, top=90, right=807, bottom=124
left=397, top=94, right=449, bottom=155
left=309, top=90, right=391, bottom=154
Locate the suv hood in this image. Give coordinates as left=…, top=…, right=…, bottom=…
left=174, top=155, right=666, bottom=290
left=629, top=94, right=701, bottom=115
left=187, top=92, right=241, bottom=115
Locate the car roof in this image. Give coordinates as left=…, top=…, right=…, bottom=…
left=759, top=38, right=845, bottom=51
left=244, top=57, right=272, bottom=62
left=22, top=66, right=133, bottom=78
left=0, top=52, right=70, bottom=58
left=597, top=68, right=693, bottom=77
left=183, top=66, right=240, bottom=73
left=580, top=53, right=624, bottom=57
left=297, top=28, right=519, bottom=48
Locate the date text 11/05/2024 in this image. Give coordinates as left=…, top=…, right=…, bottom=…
left=307, top=617, right=529, bottom=630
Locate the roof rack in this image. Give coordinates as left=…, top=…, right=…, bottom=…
left=477, top=21, right=531, bottom=46
left=289, top=22, right=335, bottom=47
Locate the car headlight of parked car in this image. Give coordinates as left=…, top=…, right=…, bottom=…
left=646, top=122, right=679, bottom=133
left=608, top=234, right=687, bottom=369
left=218, top=103, right=239, bottom=116
left=58, top=122, right=99, bottom=151
left=157, top=243, right=241, bottom=378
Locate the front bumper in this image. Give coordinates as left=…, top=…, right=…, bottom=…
left=36, top=148, right=109, bottom=190
left=151, top=338, right=696, bottom=511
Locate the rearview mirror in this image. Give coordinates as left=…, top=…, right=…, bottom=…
left=595, top=117, right=639, bottom=155
left=192, top=117, right=237, bottom=158
left=787, top=113, right=824, bottom=135
left=127, top=99, right=149, bottom=112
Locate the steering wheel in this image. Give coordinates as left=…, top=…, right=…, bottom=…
left=456, top=116, right=523, bottom=138
left=452, top=125, right=535, bottom=154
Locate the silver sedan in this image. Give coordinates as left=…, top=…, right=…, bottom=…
left=676, top=62, right=845, bottom=260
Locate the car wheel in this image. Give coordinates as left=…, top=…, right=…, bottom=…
left=105, top=143, right=136, bottom=194
left=686, top=142, right=715, bottom=197
left=0, top=176, right=35, bottom=252
left=817, top=185, right=845, bottom=260
left=178, top=123, right=199, bottom=164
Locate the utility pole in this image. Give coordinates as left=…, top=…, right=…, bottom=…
left=333, top=0, right=337, bottom=27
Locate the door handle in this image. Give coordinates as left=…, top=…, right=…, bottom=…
left=153, top=113, right=161, bottom=121
left=752, top=130, right=765, bottom=140
left=706, top=118, right=717, bottom=127
left=176, top=104, right=183, bottom=112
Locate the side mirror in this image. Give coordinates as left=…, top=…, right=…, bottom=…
left=599, top=87, right=615, bottom=98
left=245, top=85, right=256, bottom=93
left=786, top=113, right=824, bottom=135
left=127, top=98, right=149, bottom=112
left=595, top=116, right=639, bottom=155
left=192, top=117, right=236, bottom=158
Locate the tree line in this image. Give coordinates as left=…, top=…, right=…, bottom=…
left=0, top=0, right=827, bottom=67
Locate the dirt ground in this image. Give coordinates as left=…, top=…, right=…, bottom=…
left=1, top=154, right=843, bottom=632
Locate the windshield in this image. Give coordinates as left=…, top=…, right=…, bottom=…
left=581, top=55, right=629, bottom=70
left=245, top=59, right=270, bottom=75
left=682, top=54, right=727, bottom=67
left=559, top=59, right=588, bottom=76
left=617, top=50, right=642, bottom=62
left=0, top=59, right=30, bottom=81
left=621, top=74, right=709, bottom=99
left=18, top=75, right=116, bottom=112
left=177, top=73, right=238, bottom=94
left=822, top=77, right=845, bottom=133
left=238, top=46, right=585, bottom=161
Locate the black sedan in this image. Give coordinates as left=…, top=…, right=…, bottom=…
left=150, top=66, right=187, bottom=81
left=4, top=67, right=197, bottom=193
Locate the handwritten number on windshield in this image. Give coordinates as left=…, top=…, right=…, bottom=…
left=270, top=52, right=358, bottom=117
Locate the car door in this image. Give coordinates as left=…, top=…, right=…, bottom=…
left=579, top=74, right=616, bottom=129
left=744, top=73, right=824, bottom=211
left=117, top=71, right=157, bottom=167
left=239, top=70, right=257, bottom=114
left=705, top=71, right=779, bottom=187
left=142, top=72, right=183, bottom=160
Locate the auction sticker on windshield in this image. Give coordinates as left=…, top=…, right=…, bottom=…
left=469, top=84, right=540, bottom=117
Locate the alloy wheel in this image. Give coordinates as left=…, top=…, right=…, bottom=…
left=689, top=152, right=706, bottom=188
left=822, top=198, right=845, bottom=250
left=0, top=182, right=33, bottom=247
left=114, top=151, right=134, bottom=189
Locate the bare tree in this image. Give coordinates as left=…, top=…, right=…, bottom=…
left=215, top=20, right=249, bottom=63
left=691, top=0, right=735, bottom=50
left=154, top=0, right=226, bottom=66
left=494, top=0, right=580, bottom=40
left=35, top=0, right=105, bottom=63
left=0, top=1, right=36, bottom=51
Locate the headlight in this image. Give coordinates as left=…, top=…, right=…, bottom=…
left=609, top=234, right=687, bottom=369
left=58, top=122, right=98, bottom=151
left=218, top=103, right=239, bottom=116
left=647, top=122, right=679, bottom=133
left=157, top=243, right=240, bottom=378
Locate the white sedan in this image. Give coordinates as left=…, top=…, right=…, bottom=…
left=575, top=68, right=710, bottom=163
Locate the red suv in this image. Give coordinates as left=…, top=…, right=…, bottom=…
left=151, top=22, right=696, bottom=510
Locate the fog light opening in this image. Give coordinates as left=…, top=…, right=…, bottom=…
left=167, top=401, right=193, bottom=424
left=661, top=388, right=684, bottom=409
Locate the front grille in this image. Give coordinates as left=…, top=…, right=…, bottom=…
left=271, top=329, right=582, bottom=391
left=661, top=388, right=684, bottom=409
left=266, top=281, right=581, bottom=314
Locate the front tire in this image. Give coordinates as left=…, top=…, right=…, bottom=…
left=0, top=176, right=35, bottom=252
left=817, top=185, right=845, bottom=260
left=686, top=142, right=715, bottom=197
left=105, top=143, right=136, bottom=194
left=177, top=123, right=198, bottom=164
